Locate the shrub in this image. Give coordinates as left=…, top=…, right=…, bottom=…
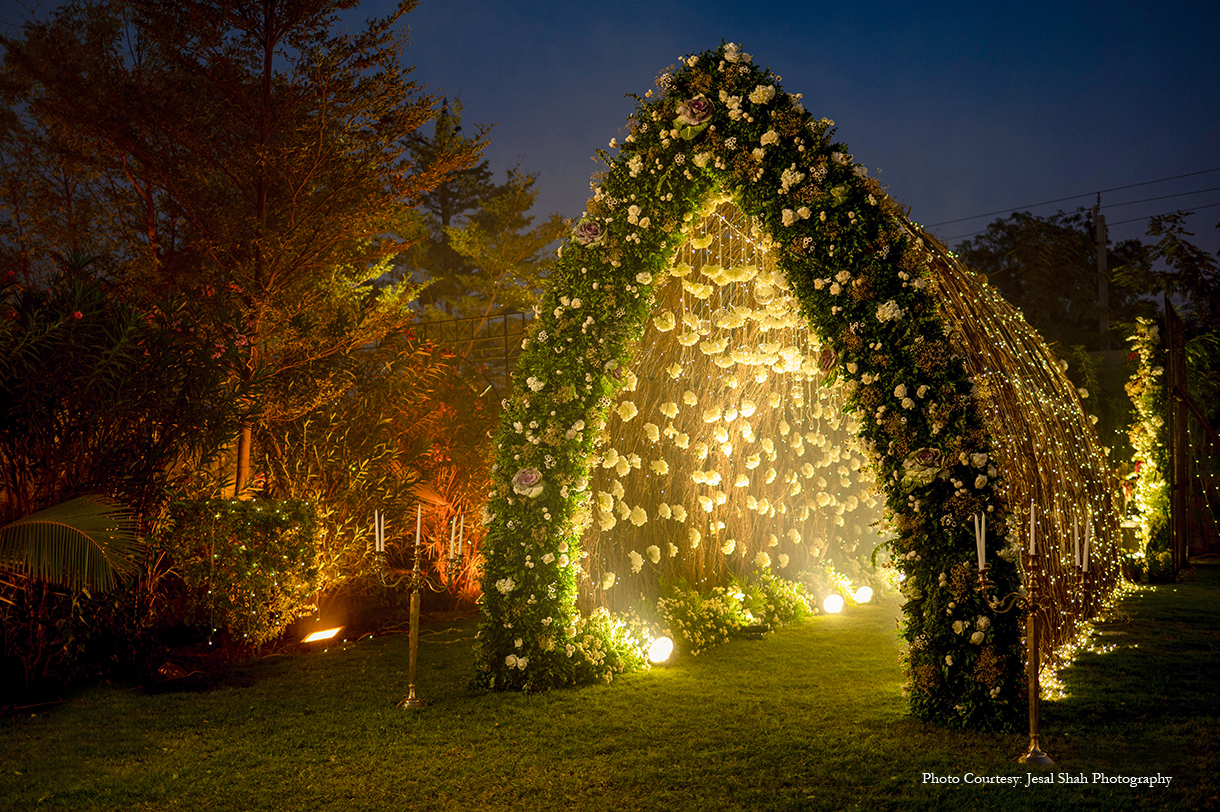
left=157, top=498, right=320, bottom=645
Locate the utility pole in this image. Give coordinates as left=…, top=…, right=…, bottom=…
left=1093, top=194, right=1109, bottom=350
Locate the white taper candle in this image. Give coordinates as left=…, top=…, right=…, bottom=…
left=1029, top=500, right=1036, bottom=555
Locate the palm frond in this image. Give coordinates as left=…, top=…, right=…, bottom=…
left=0, top=496, right=140, bottom=592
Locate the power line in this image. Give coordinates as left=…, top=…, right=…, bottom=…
left=943, top=201, right=1220, bottom=243
left=927, top=167, right=1220, bottom=227
left=1106, top=186, right=1220, bottom=209
left=1107, top=201, right=1220, bottom=228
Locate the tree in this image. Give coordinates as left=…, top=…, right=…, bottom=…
left=1114, top=211, right=1220, bottom=429
left=404, top=99, right=500, bottom=309
left=441, top=168, right=568, bottom=321
left=954, top=210, right=1158, bottom=457
left=1114, top=212, right=1220, bottom=332
left=953, top=209, right=1153, bottom=352
left=0, top=262, right=237, bottom=523
left=1, top=0, right=486, bottom=493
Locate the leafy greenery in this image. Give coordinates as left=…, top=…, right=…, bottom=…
left=0, top=497, right=139, bottom=594
left=3, top=570, right=1218, bottom=811
left=1124, top=319, right=1169, bottom=561
left=655, top=571, right=813, bottom=656
left=1, top=0, right=485, bottom=493
left=0, top=268, right=236, bottom=524
left=260, top=330, right=495, bottom=600
left=657, top=583, right=750, bottom=656
left=953, top=210, right=1153, bottom=353
left=155, top=499, right=320, bottom=646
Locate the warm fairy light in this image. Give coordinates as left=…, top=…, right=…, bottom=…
left=302, top=627, right=342, bottom=644
left=648, top=636, right=675, bottom=664
left=921, top=229, right=1125, bottom=678
left=823, top=594, right=844, bottom=614
left=584, top=199, right=888, bottom=613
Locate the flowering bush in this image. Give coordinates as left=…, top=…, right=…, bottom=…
left=657, top=583, right=749, bottom=656
left=736, top=569, right=815, bottom=628
left=477, top=43, right=1027, bottom=728
left=1125, top=317, right=1169, bottom=566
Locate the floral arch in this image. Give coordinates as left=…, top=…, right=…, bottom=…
left=474, top=43, right=1122, bottom=730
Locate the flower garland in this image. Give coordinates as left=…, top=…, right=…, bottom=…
left=1124, top=317, right=1169, bottom=562
left=476, top=43, right=1026, bottom=729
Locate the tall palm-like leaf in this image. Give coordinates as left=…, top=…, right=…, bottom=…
left=0, top=497, right=140, bottom=593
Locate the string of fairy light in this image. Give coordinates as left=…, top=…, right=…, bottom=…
left=911, top=221, right=1125, bottom=679
left=581, top=198, right=888, bottom=607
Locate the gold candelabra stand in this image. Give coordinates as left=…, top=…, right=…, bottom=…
left=977, top=557, right=1055, bottom=768
left=376, top=528, right=466, bottom=710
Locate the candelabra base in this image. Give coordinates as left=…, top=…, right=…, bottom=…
left=397, top=686, right=427, bottom=710
left=1019, top=741, right=1055, bottom=768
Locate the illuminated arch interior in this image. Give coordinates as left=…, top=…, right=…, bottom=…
left=581, top=195, right=891, bottom=607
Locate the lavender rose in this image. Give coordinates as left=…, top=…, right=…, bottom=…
left=674, top=95, right=713, bottom=140
left=572, top=218, right=605, bottom=247
left=818, top=346, right=837, bottom=373
left=511, top=467, right=545, bottom=498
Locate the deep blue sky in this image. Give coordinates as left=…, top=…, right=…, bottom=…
left=382, top=0, right=1220, bottom=254
left=3, top=0, right=1217, bottom=254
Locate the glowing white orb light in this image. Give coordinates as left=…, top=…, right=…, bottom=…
left=823, top=594, right=845, bottom=614
left=648, top=636, right=675, bottom=664
left=853, top=586, right=874, bottom=604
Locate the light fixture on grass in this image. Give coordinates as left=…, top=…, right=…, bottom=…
left=302, top=627, right=343, bottom=644
left=648, top=635, right=675, bottom=664
left=853, top=586, right=874, bottom=604
left=823, top=594, right=844, bottom=614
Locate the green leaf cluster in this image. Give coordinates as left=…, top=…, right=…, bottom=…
left=156, top=498, right=320, bottom=646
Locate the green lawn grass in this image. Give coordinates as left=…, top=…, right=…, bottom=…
left=2, top=566, right=1217, bottom=811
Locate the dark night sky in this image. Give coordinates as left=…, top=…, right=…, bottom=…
left=3, top=0, right=1218, bottom=254
left=383, top=0, right=1220, bottom=255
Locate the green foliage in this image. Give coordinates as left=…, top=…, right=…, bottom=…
left=741, top=568, right=815, bottom=627
left=1124, top=318, right=1169, bottom=556
left=260, top=329, right=495, bottom=599
left=654, top=572, right=813, bottom=656
left=405, top=100, right=501, bottom=298
left=1146, top=548, right=1175, bottom=582
left=437, top=169, right=569, bottom=319
left=1114, top=212, right=1220, bottom=331
left=954, top=210, right=1153, bottom=352
left=0, top=496, right=139, bottom=593
left=0, top=270, right=236, bottom=523
left=1, top=0, right=486, bottom=492
left=156, top=498, right=320, bottom=646
left=657, top=582, right=749, bottom=656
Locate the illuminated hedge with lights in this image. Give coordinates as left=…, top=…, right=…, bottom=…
left=476, top=43, right=1121, bottom=729
left=160, top=498, right=320, bottom=645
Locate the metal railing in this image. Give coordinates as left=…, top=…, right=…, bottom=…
left=416, top=311, right=533, bottom=399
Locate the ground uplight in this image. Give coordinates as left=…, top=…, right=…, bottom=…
left=648, top=636, right=675, bottom=664
left=823, top=594, right=844, bottom=614
left=302, top=627, right=342, bottom=644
